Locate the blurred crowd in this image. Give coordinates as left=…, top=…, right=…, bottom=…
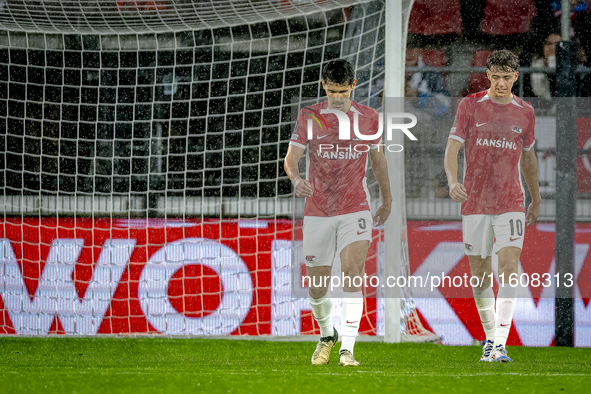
left=405, top=0, right=591, bottom=100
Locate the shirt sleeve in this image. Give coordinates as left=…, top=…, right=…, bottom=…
left=289, top=110, right=308, bottom=150
left=449, top=97, right=470, bottom=144
left=522, top=107, right=536, bottom=151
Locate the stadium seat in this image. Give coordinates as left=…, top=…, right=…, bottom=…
left=422, top=49, right=447, bottom=86
left=421, top=49, right=446, bottom=68
left=465, top=50, right=492, bottom=95
left=408, top=0, right=462, bottom=36
left=480, top=0, right=536, bottom=35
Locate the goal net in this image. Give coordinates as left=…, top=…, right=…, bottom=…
left=0, top=0, right=438, bottom=341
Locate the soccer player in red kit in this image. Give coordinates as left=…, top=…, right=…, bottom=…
left=284, top=59, right=392, bottom=366
left=444, top=50, right=541, bottom=362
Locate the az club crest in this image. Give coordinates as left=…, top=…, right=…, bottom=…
left=465, top=243, right=473, bottom=252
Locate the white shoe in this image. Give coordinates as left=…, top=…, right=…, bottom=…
left=311, top=327, right=338, bottom=365
left=338, top=350, right=360, bottom=367
left=480, top=340, right=494, bottom=362
left=490, top=344, right=512, bottom=362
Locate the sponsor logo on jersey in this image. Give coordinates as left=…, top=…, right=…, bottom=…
left=476, top=138, right=517, bottom=150
left=316, top=150, right=364, bottom=160
left=511, top=125, right=523, bottom=134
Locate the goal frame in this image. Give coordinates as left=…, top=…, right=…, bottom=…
left=383, top=0, right=415, bottom=343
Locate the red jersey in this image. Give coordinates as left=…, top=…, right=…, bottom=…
left=289, top=100, right=381, bottom=217
left=449, top=91, right=536, bottom=215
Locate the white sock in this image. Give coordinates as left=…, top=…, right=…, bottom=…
left=340, top=291, right=363, bottom=354
left=472, top=285, right=496, bottom=341
left=494, top=284, right=517, bottom=348
left=309, top=294, right=334, bottom=338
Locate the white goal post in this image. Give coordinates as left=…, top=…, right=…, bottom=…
left=383, top=0, right=410, bottom=344
left=384, top=0, right=440, bottom=344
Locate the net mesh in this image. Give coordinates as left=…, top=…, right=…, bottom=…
left=0, top=0, right=438, bottom=341
left=0, top=0, right=371, bottom=33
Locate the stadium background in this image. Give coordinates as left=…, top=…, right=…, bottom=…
left=0, top=0, right=590, bottom=346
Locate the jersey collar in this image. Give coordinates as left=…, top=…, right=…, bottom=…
left=481, top=90, right=522, bottom=107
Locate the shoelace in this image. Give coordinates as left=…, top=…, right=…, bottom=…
left=314, top=341, right=329, bottom=353
left=493, top=346, right=507, bottom=358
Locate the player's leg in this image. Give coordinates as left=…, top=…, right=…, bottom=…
left=490, top=246, right=520, bottom=362
left=490, top=212, right=525, bottom=362
left=468, top=255, right=496, bottom=361
left=308, top=264, right=339, bottom=365
left=307, top=265, right=334, bottom=336
left=336, top=212, right=373, bottom=366
left=308, top=266, right=339, bottom=365
left=303, top=216, right=338, bottom=365
left=463, top=214, right=496, bottom=361
left=339, top=239, right=369, bottom=366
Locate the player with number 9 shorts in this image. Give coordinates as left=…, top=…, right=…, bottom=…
left=284, top=58, right=392, bottom=367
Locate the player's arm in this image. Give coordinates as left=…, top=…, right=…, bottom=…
left=284, top=145, right=313, bottom=198
left=521, top=147, right=541, bottom=226
left=368, top=147, right=392, bottom=226
left=444, top=138, right=468, bottom=203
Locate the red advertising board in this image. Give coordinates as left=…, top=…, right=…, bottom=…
left=0, top=218, right=589, bottom=347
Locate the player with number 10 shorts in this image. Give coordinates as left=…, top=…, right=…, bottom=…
left=445, top=49, right=541, bottom=363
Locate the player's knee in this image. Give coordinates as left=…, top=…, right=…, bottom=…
left=342, top=270, right=363, bottom=291
left=342, top=267, right=363, bottom=279
left=498, top=249, right=519, bottom=274
left=475, top=275, right=493, bottom=290
left=309, top=286, right=328, bottom=299
left=498, top=260, right=518, bottom=277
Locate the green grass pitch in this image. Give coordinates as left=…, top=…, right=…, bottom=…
left=1, top=338, right=590, bottom=393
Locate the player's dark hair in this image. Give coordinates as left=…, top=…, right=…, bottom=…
left=322, top=59, right=355, bottom=86
left=486, top=50, right=519, bottom=73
